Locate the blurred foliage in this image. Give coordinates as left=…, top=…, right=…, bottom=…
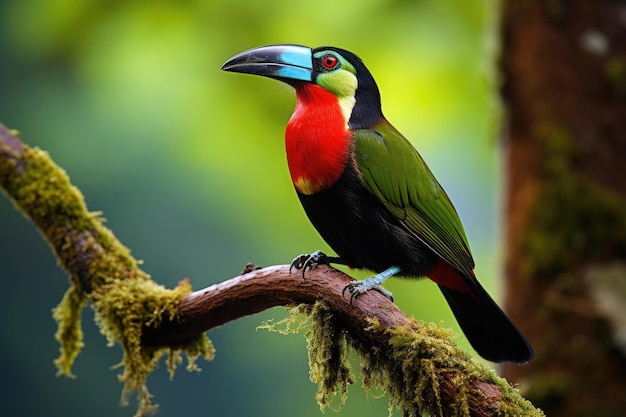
left=0, top=0, right=500, bottom=416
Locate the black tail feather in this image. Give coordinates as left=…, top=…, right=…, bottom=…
left=438, top=284, right=534, bottom=363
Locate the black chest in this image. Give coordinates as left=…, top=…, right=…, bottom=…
left=296, top=162, right=436, bottom=276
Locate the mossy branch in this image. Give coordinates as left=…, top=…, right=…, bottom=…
left=0, top=123, right=214, bottom=416
left=0, top=123, right=542, bottom=417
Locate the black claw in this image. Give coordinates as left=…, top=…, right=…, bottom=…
left=341, top=285, right=349, bottom=299
left=289, top=254, right=308, bottom=274
left=342, top=283, right=361, bottom=307
left=349, top=291, right=357, bottom=307
left=289, top=250, right=329, bottom=278
left=349, top=290, right=361, bottom=307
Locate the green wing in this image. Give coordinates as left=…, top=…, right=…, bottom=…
left=353, top=122, right=474, bottom=276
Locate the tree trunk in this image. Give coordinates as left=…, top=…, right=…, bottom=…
left=500, top=1, right=626, bottom=415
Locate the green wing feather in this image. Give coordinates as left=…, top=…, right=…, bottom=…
left=353, top=121, right=474, bottom=276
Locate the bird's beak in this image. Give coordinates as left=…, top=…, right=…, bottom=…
left=221, top=44, right=313, bottom=84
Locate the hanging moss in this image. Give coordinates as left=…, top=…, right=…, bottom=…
left=259, top=303, right=356, bottom=411
left=91, top=277, right=215, bottom=416
left=53, top=284, right=88, bottom=377
left=306, top=303, right=356, bottom=411
left=261, top=302, right=542, bottom=417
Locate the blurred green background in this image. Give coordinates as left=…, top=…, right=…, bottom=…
left=0, top=0, right=501, bottom=416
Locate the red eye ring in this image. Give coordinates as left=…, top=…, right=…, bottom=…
left=322, top=54, right=339, bottom=69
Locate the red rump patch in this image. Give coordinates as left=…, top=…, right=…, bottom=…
left=426, top=259, right=473, bottom=293
left=285, top=84, right=351, bottom=194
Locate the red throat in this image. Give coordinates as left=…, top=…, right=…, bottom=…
left=285, top=83, right=351, bottom=195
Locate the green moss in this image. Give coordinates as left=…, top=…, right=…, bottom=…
left=306, top=303, right=356, bottom=411
left=92, top=277, right=215, bottom=415
left=53, top=285, right=88, bottom=377
left=524, top=123, right=626, bottom=278
left=362, top=318, right=540, bottom=416
left=261, top=302, right=542, bottom=416
left=260, top=303, right=356, bottom=411
left=1, top=146, right=140, bottom=292
left=258, top=303, right=312, bottom=335
left=1, top=144, right=215, bottom=417
left=374, top=319, right=467, bottom=415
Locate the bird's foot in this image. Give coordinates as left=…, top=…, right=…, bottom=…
left=342, top=266, right=401, bottom=305
left=342, top=277, right=394, bottom=305
left=290, top=250, right=330, bottom=279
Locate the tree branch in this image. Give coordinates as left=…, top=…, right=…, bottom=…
left=0, top=123, right=542, bottom=416
left=142, top=264, right=410, bottom=347
left=145, top=264, right=542, bottom=416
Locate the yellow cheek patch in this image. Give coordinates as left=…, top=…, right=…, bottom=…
left=319, top=70, right=358, bottom=97
left=317, top=70, right=357, bottom=125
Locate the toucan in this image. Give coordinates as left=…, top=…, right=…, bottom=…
left=222, top=44, right=533, bottom=363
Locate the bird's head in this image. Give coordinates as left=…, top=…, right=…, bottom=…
left=221, top=44, right=383, bottom=129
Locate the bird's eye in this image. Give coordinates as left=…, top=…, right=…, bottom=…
left=322, top=54, right=339, bottom=69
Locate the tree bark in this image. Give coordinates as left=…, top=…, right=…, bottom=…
left=501, top=1, right=626, bottom=415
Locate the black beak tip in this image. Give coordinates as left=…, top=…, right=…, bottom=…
left=220, top=44, right=314, bottom=82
